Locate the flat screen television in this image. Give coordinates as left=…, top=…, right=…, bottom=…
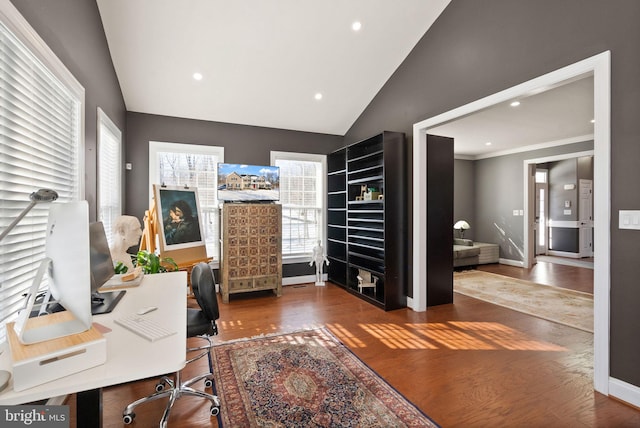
left=217, top=163, right=280, bottom=202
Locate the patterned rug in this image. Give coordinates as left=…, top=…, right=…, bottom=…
left=454, top=270, right=593, bottom=332
left=210, top=328, right=439, bottom=427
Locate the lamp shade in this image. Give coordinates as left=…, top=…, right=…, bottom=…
left=453, top=220, right=470, bottom=230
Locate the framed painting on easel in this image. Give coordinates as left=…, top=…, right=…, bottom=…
left=153, top=184, right=208, bottom=265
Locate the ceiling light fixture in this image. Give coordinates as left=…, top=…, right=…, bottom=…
left=352, top=21, right=362, bottom=31
left=193, top=72, right=203, bottom=81
left=590, top=119, right=595, bottom=123
left=510, top=101, right=520, bottom=107
left=485, top=142, right=492, bottom=146
left=314, top=93, right=323, bottom=101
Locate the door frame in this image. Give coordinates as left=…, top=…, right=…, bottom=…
left=524, top=150, right=594, bottom=267
left=411, top=51, right=610, bottom=395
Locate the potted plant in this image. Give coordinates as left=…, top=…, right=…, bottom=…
left=135, top=250, right=178, bottom=274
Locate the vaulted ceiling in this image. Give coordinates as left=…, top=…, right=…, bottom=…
left=97, top=1, right=593, bottom=156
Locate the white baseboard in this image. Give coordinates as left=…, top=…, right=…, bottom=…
left=609, top=377, right=640, bottom=409
left=282, top=274, right=326, bottom=286
left=499, top=258, right=524, bottom=267
left=547, top=250, right=581, bottom=259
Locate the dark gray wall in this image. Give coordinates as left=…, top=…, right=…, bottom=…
left=125, top=112, right=343, bottom=221
left=10, top=0, right=126, bottom=222
left=474, top=141, right=593, bottom=261
left=125, top=113, right=343, bottom=279
left=549, top=159, right=578, bottom=221
left=545, top=156, right=594, bottom=253
left=454, top=159, right=475, bottom=240
left=345, top=0, right=640, bottom=388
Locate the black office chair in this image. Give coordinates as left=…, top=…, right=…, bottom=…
left=122, top=263, right=221, bottom=427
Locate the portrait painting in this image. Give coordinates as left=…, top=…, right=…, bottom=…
left=154, top=185, right=205, bottom=252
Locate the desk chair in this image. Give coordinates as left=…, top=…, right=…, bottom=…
left=122, top=263, right=221, bottom=427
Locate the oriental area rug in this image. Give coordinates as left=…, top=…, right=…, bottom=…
left=454, top=270, right=593, bottom=333
left=210, top=328, right=439, bottom=427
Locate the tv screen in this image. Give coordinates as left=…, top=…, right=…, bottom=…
left=217, top=163, right=280, bottom=202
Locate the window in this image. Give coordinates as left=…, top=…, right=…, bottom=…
left=0, top=3, right=84, bottom=327
left=271, top=151, right=326, bottom=260
left=97, top=108, right=122, bottom=246
left=149, top=141, right=224, bottom=259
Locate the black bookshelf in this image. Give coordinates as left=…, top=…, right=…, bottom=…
left=327, top=131, right=407, bottom=310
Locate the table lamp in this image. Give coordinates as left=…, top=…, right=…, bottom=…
left=0, top=188, right=58, bottom=391
left=453, top=220, right=470, bottom=239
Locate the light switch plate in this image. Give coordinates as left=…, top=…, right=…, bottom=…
left=619, top=210, right=640, bottom=230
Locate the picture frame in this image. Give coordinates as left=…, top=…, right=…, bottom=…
left=154, top=185, right=206, bottom=253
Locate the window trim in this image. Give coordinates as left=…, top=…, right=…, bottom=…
left=270, top=151, right=327, bottom=264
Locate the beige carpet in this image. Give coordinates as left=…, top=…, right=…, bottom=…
left=454, top=270, right=593, bottom=333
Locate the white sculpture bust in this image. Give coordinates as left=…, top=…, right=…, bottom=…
left=110, top=215, right=143, bottom=272
left=309, top=240, right=330, bottom=286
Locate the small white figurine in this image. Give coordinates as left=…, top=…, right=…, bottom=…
left=110, top=215, right=143, bottom=272
left=309, top=240, right=330, bottom=286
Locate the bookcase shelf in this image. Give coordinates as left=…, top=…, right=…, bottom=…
left=326, top=131, right=407, bottom=310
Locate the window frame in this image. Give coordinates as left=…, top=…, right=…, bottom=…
left=271, top=151, right=327, bottom=264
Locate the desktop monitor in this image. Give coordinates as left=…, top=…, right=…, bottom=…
left=89, top=221, right=126, bottom=314
left=14, top=201, right=93, bottom=344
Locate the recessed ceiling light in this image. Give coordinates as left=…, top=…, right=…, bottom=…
left=590, top=119, right=595, bottom=123
left=314, top=93, right=323, bottom=101
left=352, top=21, right=362, bottom=31
left=485, top=142, right=492, bottom=146
left=193, top=72, right=203, bottom=81
left=510, top=101, right=520, bottom=107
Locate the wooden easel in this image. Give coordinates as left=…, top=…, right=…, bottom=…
left=140, top=190, right=211, bottom=287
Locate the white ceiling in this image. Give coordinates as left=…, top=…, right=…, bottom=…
left=96, top=0, right=451, bottom=135
left=428, top=76, right=595, bottom=159
left=96, top=1, right=593, bottom=156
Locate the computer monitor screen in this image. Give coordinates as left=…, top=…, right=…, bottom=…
left=88, top=221, right=125, bottom=314
left=14, top=201, right=93, bottom=344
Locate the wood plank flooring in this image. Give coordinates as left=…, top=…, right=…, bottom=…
left=70, top=262, right=640, bottom=427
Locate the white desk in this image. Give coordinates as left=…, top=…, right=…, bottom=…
left=0, top=271, right=187, bottom=425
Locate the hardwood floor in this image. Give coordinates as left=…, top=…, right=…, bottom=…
left=72, top=263, right=640, bottom=427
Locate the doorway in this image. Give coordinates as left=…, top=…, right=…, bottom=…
left=524, top=151, right=594, bottom=267
left=412, top=51, right=611, bottom=395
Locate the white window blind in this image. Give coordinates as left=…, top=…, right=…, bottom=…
left=0, top=5, right=84, bottom=328
left=149, top=141, right=224, bottom=259
left=97, top=108, right=122, bottom=246
left=271, top=151, right=326, bottom=259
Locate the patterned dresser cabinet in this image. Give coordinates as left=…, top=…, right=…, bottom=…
left=220, top=203, right=282, bottom=303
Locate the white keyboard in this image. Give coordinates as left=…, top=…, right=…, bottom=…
left=114, top=314, right=176, bottom=342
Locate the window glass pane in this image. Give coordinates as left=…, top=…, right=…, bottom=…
left=273, top=154, right=326, bottom=258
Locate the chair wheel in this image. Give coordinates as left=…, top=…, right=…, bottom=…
left=204, top=378, right=213, bottom=388
left=155, top=382, right=165, bottom=392
left=123, top=413, right=135, bottom=424
left=210, top=405, right=220, bottom=416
